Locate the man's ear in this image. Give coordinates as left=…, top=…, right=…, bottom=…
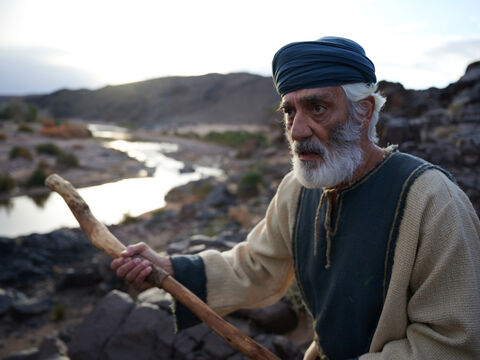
left=358, top=95, right=375, bottom=130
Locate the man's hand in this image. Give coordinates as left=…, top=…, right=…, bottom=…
left=110, top=242, right=174, bottom=291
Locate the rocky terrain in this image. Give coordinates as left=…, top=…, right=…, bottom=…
left=0, top=145, right=306, bottom=359
left=0, top=61, right=479, bottom=359
left=377, top=61, right=480, bottom=212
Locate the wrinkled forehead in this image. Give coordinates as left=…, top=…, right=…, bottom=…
left=281, top=86, right=346, bottom=105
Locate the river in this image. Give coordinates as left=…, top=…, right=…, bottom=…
left=0, top=124, right=223, bottom=238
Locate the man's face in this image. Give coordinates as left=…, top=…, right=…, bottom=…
left=280, top=86, right=363, bottom=188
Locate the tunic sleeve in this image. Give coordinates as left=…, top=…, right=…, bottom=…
left=171, top=171, right=301, bottom=330
left=360, top=170, right=480, bottom=359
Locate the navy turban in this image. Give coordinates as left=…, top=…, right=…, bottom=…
left=272, top=36, right=376, bottom=96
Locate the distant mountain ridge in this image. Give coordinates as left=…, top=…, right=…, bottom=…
left=20, top=61, right=480, bottom=131
left=26, top=73, right=281, bottom=129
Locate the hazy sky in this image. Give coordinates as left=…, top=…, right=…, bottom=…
left=1, top=0, right=479, bottom=95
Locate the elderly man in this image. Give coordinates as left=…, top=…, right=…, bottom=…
left=111, top=37, right=480, bottom=359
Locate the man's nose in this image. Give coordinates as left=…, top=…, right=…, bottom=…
left=290, top=113, right=313, bottom=141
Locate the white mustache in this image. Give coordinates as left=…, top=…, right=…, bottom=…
left=293, top=139, right=327, bottom=158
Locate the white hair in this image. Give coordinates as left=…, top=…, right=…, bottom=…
left=341, top=83, right=386, bottom=143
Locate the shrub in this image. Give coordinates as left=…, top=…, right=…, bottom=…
left=238, top=170, right=264, bottom=189
left=30, top=193, right=50, bottom=207
left=26, top=104, right=38, bottom=123
left=52, top=304, right=66, bottom=322
left=37, top=159, right=51, bottom=170
left=120, top=213, right=139, bottom=225
left=26, top=168, right=47, bottom=188
left=17, top=123, right=34, bottom=133
left=153, top=208, right=167, bottom=217
left=0, top=104, right=12, bottom=120
left=36, top=143, right=62, bottom=156
left=191, top=181, right=214, bottom=200
left=0, top=100, right=23, bottom=121
left=40, top=118, right=56, bottom=127
left=237, top=170, right=265, bottom=198
left=56, top=151, right=79, bottom=168
left=0, top=173, right=16, bottom=193
left=40, top=122, right=91, bottom=139
left=202, top=216, right=230, bottom=237
left=203, top=131, right=267, bottom=148
left=9, top=146, right=33, bottom=161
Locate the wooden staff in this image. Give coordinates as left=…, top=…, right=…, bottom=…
left=45, top=174, right=280, bottom=360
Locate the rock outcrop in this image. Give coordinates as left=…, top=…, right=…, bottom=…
left=67, top=290, right=303, bottom=360
left=378, top=61, right=480, bottom=213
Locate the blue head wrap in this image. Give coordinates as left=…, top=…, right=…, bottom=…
left=272, top=36, right=376, bottom=96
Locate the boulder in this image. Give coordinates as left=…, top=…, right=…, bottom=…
left=54, top=266, right=101, bottom=290
left=166, top=239, right=190, bottom=255
left=202, top=331, right=237, bottom=359
left=11, top=296, right=53, bottom=320
left=2, top=348, right=39, bottom=360
left=3, top=334, right=70, bottom=360
left=180, top=162, right=195, bottom=174
left=254, top=334, right=301, bottom=360
left=102, top=302, right=175, bottom=360
left=68, top=290, right=135, bottom=360
left=188, top=234, right=237, bottom=252
left=379, top=116, right=410, bottom=145
left=137, top=287, right=173, bottom=310
left=0, top=288, right=13, bottom=316
left=204, top=184, right=235, bottom=208
left=37, top=332, right=69, bottom=359
left=171, top=331, right=198, bottom=360
left=66, top=290, right=304, bottom=359
left=0, top=229, right=96, bottom=287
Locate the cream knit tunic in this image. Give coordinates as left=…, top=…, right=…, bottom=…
left=197, top=168, right=480, bottom=359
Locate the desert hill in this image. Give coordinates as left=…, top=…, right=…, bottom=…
left=26, top=73, right=280, bottom=129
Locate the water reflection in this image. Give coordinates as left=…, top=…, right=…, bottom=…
left=0, top=198, right=13, bottom=213
left=0, top=125, right=223, bottom=237
left=104, top=140, right=179, bottom=170
left=87, top=124, right=131, bottom=140
left=30, top=192, right=51, bottom=208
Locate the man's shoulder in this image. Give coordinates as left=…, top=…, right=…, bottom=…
left=407, top=166, right=472, bottom=214
left=412, top=167, right=457, bottom=193
left=392, top=149, right=456, bottom=184
left=387, top=149, right=470, bottom=215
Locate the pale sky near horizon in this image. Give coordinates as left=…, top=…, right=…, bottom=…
left=0, top=0, right=479, bottom=95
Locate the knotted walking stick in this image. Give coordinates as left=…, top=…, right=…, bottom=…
left=45, top=174, right=279, bottom=360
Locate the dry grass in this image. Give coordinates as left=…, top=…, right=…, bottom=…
left=40, top=122, right=91, bottom=139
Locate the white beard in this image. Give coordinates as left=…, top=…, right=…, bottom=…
left=288, top=117, right=364, bottom=188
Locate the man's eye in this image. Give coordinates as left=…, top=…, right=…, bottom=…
left=313, top=104, right=325, bottom=113
left=283, top=108, right=295, bottom=117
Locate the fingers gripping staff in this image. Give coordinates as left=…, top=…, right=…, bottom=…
left=45, top=174, right=280, bottom=360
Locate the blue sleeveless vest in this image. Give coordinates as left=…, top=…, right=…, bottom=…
left=291, top=150, right=453, bottom=360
